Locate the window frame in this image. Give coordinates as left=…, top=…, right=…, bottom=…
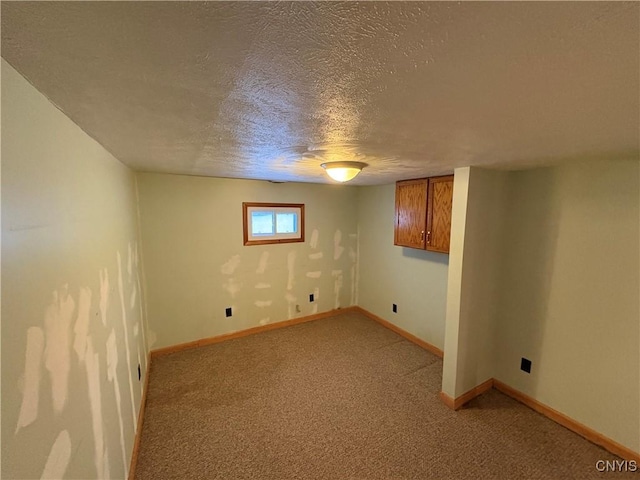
left=242, top=202, right=305, bottom=246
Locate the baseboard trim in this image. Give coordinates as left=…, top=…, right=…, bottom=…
left=353, top=306, right=444, bottom=358
left=440, top=378, right=494, bottom=411
left=493, top=379, right=639, bottom=462
left=150, top=306, right=358, bottom=358
left=439, top=391, right=456, bottom=410
left=440, top=378, right=639, bottom=460
left=128, top=352, right=152, bottom=480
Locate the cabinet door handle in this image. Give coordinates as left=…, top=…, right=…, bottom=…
left=421, top=231, right=425, bottom=241
left=426, top=231, right=431, bottom=244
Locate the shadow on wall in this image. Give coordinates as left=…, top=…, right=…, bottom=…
left=401, top=247, right=450, bottom=266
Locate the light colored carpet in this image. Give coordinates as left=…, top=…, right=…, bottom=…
left=135, top=312, right=630, bottom=479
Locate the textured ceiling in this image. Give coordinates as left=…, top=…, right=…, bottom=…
left=2, top=2, right=638, bottom=185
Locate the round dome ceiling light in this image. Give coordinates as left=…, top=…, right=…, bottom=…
left=321, top=161, right=367, bottom=182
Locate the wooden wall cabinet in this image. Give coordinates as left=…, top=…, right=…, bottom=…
left=394, top=175, right=454, bottom=253
left=394, top=178, right=429, bottom=249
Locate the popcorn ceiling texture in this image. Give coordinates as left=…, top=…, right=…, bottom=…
left=2, top=2, right=638, bottom=185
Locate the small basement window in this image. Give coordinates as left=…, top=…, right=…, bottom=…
left=242, top=203, right=305, bottom=246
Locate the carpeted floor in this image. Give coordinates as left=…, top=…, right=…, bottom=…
left=134, top=312, right=631, bottom=479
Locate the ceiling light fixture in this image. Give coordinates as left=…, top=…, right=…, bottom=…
left=321, top=161, right=367, bottom=182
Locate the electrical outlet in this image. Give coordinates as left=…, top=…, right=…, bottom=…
left=521, top=357, right=532, bottom=373
left=309, top=293, right=314, bottom=302
left=137, top=364, right=141, bottom=381
left=392, top=303, right=397, bottom=313
left=225, top=307, right=232, bottom=317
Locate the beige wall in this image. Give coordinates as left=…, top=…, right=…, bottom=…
left=442, top=167, right=507, bottom=397
left=444, top=161, right=638, bottom=452
left=1, top=60, right=148, bottom=478
left=454, top=168, right=508, bottom=396
left=494, top=160, right=640, bottom=452
left=357, top=184, right=449, bottom=350
left=136, top=173, right=358, bottom=349
left=441, top=168, right=470, bottom=396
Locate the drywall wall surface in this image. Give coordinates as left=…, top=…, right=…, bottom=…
left=357, top=183, right=449, bottom=350
left=441, top=168, right=470, bottom=397
left=494, top=159, right=640, bottom=452
left=452, top=168, right=508, bottom=397
left=136, top=173, right=358, bottom=349
left=1, top=60, right=149, bottom=479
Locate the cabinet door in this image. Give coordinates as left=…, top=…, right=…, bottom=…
left=394, top=179, right=428, bottom=248
left=426, top=175, right=454, bottom=253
